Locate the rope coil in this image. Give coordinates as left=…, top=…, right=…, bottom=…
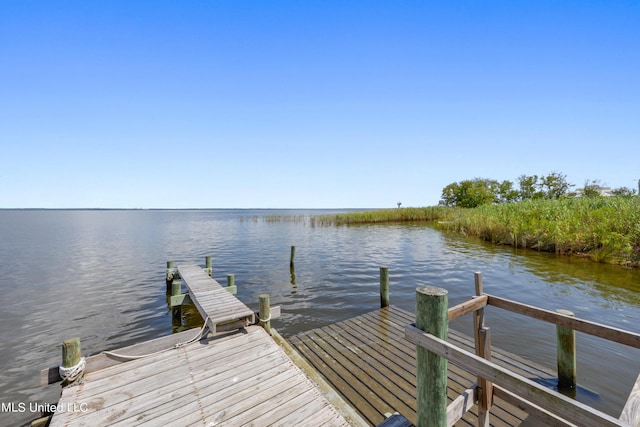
left=258, top=314, right=271, bottom=323
left=59, top=357, right=86, bottom=382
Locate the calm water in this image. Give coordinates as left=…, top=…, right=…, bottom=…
left=1, top=209, right=639, bottom=426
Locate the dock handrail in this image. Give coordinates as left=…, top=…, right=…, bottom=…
left=405, top=272, right=640, bottom=427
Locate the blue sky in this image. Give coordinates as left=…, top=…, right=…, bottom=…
left=1, top=1, right=638, bottom=208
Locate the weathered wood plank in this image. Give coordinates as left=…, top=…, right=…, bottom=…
left=358, top=308, right=527, bottom=426
left=449, top=295, right=488, bottom=321
left=40, top=327, right=215, bottom=385
left=177, top=264, right=255, bottom=332
left=405, top=324, right=625, bottom=427
left=289, top=307, right=537, bottom=427
left=487, top=294, right=640, bottom=349
left=50, top=326, right=349, bottom=427
left=620, top=372, right=640, bottom=427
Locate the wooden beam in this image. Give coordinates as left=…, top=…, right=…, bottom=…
left=446, top=386, right=478, bottom=427
left=405, top=324, right=625, bottom=427
left=448, top=295, right=488, bottom=321
left=620, top=372, right=640, bottom=426
left=170, top=293, right=191, bottom=307
left=486, top=294, right=640, bottom=349
left=493, top=385, right=577, bottom=427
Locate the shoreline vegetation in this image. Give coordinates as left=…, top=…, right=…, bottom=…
left=282, top=198, right=640, bottom=268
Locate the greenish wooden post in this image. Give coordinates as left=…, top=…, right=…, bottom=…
left=205, top=255, right=212, bottom=277
left=61, top=337, right=83, bottom=387
left=166, top=260, right=175, bottom=292
left=226, top=274, right=237, bottom=294
left=172, top=281, right=182, bottom=326
left=416, top=286, right=448, bottom=427
left=259, top=294, right=271, bottom=335
left=380, top=266, right=389, bottom=308
left=556, top=309, right=577, bottom=389
left=290, top=246, right=296, bottom=268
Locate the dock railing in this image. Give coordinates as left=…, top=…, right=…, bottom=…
left=404, top=272, right=640, bottom=427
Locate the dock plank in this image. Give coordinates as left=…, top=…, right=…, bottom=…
left=289, top=306, right=543, bottom=427
left=49, top=326, right=350, bottom=427
left=177, top=264, right=255, bottom=333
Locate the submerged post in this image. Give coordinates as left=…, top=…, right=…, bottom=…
left=166, top=260, right=175, bottom=292
left=259, top=294, right=271, bottom=335
left=290, top=246, right=296, bottom=268
left=172, top=281, right=182, bottom=327
left=61, top=337, right=83, bottom=387
left=205, top=255, right=212, bottom=277
left=380, top=266, right=389, bottom=308
left=556, top=309, right=577, bottom=390
left=416, top=286, right=448, bottom=427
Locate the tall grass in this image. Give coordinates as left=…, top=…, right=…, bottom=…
left=311, top=206, right=451, bottom=226
left=436, top=197, right=640, bottom=266
left=310, top=198, right=640, bottom=267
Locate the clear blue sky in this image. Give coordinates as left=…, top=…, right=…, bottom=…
left=1, top=1, right=638, bottom=208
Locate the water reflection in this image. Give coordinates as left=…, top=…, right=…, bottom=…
left=1, top=210, right=639, bottom=426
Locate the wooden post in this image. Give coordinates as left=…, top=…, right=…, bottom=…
left=172, top=281, right=182, bottom=327
left=290, top=246, right=296, bottom=268
left=416, top=285, right=448, bottom=427
left=61, top=337, right=83, bottom=387
left=166, top=260, right=174, bottom=292
left=226, top=274, right=237, bottom=295
left=556, top=309, right=577, bottom=390
left=259, top=294, right=271, bottom=335
left=205, top=255, right=212, bottom=277
left=473, top=272, right=493, bottom=426
left=380, top=266, right=390, bottom=308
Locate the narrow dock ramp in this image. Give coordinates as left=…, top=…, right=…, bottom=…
left=177, top=264, right=255, bottom=334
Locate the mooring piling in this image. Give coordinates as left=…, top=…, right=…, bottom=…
left=556, top=309, right=577, bottom=391
left=415, top=285, right=448, bottom=427
left=205, top=255, right=212, bottom=277
left=380, top=266, right=390, bottom=308
left=171, top=281, right=182, bottom=327
left=259, top=294, right=271, bottom=335
left=60, top=337, right=83, bottom=387
left=166, top=260, right=175, bottom=292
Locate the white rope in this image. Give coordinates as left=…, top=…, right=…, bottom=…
left=59, top=357, right=86, bottom=382
left=102, top=317, right=210, bottom=361
left=258, top=314, right=271, bottom=323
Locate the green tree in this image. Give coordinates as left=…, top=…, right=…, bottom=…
left=497, top=180, right=520, bottom=203
left=539, top=172, right=572, bottom=199
left=439, top=178, right=498, bottom=208
left=581, top=179, right=603, bottom=198
left=518, top=175, right=542, bottom=200
left=612, top=187, right=637, bottom=197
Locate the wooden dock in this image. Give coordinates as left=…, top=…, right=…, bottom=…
left=289, top=306, right=549, bottom=426
left=40, top=260, right=640, bottom=427
left=45, top=263, right=352, bottom=427
left=49, top=325, right=349, bottom=426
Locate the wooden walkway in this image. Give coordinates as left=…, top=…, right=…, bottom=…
left=176, top=264, right=255, bottom=333
left=47, top=264, right=351, bottom=427
left=50, top=326, right=350, bottom=426
left=289, top=306, right=556, bottom=427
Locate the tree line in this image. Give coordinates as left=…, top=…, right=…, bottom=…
left=439, top=172, right=637, bottom=208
